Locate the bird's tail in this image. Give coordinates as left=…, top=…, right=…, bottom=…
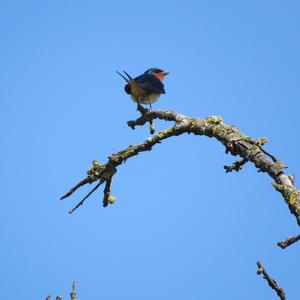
left=116, top=70, right=132, bottom=83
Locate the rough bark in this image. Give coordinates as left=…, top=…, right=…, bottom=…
left=61, top=107, right=300, bottom=228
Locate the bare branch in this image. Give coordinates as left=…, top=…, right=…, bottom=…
left=224, top=158, right=248, bottom=173
left=277, top=234, right=300, bottom=249
left=60, top=177, right=91, bottom=200
left=70, top=281, right=77, bottom=300
left=61, top=122, right=181, bottom=212
left=61, top=108, right=300, bottom=225
left=149, top=119, right=155, bottom=134
left=68, top=179, right=104, bottom=214
left=256, top=261, right=286, bottom=300
left=103, top=175, right=115, bottom=207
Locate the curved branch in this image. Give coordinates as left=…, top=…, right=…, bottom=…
left=61, top=108, right=300, bottom=227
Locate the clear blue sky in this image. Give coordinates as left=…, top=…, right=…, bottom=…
left=1, top=1, right=300, bottom=299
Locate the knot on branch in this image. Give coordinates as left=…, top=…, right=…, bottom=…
left=87, top=160, right=105, bottom=181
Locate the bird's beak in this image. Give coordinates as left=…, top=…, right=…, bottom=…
left=163, top=71, right=169, bottom=76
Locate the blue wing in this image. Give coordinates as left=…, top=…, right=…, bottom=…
left=134, top=74, right=165, bottom=94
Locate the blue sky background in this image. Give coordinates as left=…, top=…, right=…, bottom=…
left=1, top=1, right=300, bottom=299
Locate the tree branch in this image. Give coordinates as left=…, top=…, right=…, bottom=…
left=277, top=234, right=300, bottom=249
left=224, top=158, right=248, bottom=173
left=70, top=281, right=77, bottom=300
left=60, top=177, right=91, bottom=200
left=256, top=261, right=286, bottom=300
left=61, top=108, right=300, bottom=228
left=68, top=179, right=104, bottom=214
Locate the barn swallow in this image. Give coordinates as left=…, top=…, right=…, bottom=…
left=117, top=68, right=169, bottom=108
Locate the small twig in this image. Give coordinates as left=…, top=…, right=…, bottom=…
left=277, top=234, right=300, bottom=249
left=224, top=158, right=248, bottom=173
left=256, top=261, right=286, bottom=300
left=257, top=145, right=278, bottom=163
left=68, top=179, right=104, bottom=214
left=103, top=177, right=114, bottom=207
left=70, top=281, right=76, bottom=300
left=60, top=177, right=90, bottom=200
left=149, top=119, right=155, bottom=134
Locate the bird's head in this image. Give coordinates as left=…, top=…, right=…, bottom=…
left=144, top=68, right=169, bottom=82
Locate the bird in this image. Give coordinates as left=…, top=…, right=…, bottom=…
left=117, top=68, right=169, bottom=109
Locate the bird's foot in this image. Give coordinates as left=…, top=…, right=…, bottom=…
left=137, top=103, right=147, bottom=114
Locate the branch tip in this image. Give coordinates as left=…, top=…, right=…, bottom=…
left=68, top=180, right=104, bottom=214
left=277, top=234, right=300, bottom=249
left=256, top=261, right=286, bottom=300
left=60, top=177, right=90, bottom=200
left=224, top=158, right=248, bottom=173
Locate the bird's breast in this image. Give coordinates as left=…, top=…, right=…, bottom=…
left=131, top=93, right=161, bottom=104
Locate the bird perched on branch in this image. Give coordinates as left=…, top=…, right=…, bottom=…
left=117, top=68, right=169, bottom=108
